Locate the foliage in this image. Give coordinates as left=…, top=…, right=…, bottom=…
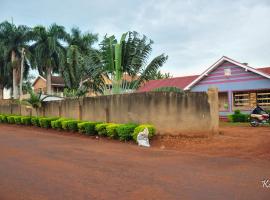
left=63, top=87, right=88, bottom=98
left=152, top=87, right=183, bottom=93
left=31, top=116, right=40, bottom=126
left=14, top=116, right=22, bottom=124
left=106, top=124, right=122, bottom=139
left=51, top=118, right=68, bottom=129
left=7, top=116, right=16, bottom=124
left=117, top=123, right=138, bottom=141
left=132, top=124, right=156, bottom=142
left=149, top=70, right=173, bottom=80
left=21, top=116, right=32, bottom=125
left=61, top=120, right=81, bottom=132
left=0, top=21, right=33, bottom=99
left=0, top=114, right=8, bottom=123
left=39, top=117, right=59, bottom=128
left=87, top=31, right=168, bottom=94
left=228, top=110, right=250, bottom=122
left=95, top=123, right=113, bottom=136
left=78, top=121, right=101, bottom=135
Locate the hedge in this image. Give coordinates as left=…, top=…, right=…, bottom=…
left=117, top=124, right=138, bottom=141
left=78, top=122, right=101, bottom=135
left=0, top=113, right=156, bottom=143
left=228, top=110, right=250, bottom=122
left=106, top=124, right=122, bottom=139
left=132, top=124, right=156, bottom=142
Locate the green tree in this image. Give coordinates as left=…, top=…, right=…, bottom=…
left=31, top=24, right=66, bottom=95
left=150, top=70, right=173, bottom=80
left=0, top=43, right=11, bottom=99
left=62, top=27, right=98, bottom=89
left=88, top=31, right=168, bottom=94
left=0, top=21, right=32, bottom=99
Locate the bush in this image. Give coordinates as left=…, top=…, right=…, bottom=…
left=7, top=116, right=16, bottom=124
left=51, top=118, right=68, bottom=129
left=39, top=117, right=59, bottom=128
left=96, top=123, right=112, bottom=136
left=132, top=124, right=156, bottom=142
left=21, top=116, right=32, bottom=125
left=61, top=120, right=81, bottom=132
left=117, top=124, right=138, bottom=141
left=228, top=110, right=250, bottom=122
left=0, top=115, right=8, bottom=123
left=14, top=116, right=23, bottom=124
left=78, top=122, right=101, bottom=135
left=31, top=117, right=40, bottom=127
left=106, top=124, right=122, bottom=139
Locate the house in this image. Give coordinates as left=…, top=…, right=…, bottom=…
left=139, top=56, right=270, bottom=116
left=32, top=75, right=65, bottom=96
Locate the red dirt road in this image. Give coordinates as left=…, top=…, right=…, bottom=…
left=0, top=124, right=270, bottom=200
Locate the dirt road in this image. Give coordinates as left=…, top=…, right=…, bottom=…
left=0, top=124, right=269, bottom=200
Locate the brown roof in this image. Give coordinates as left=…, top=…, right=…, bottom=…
left=51, top=76, right=65, bottom=85
left=138, top=75, right=199, bottom=92
left=257, top=67, right=270, bottom=75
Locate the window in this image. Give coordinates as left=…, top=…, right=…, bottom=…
left=257, top=90, right=270, bottom=107
left=233, top=92, right=250, bottom=107
left=224, top=68, right=231, bottom=76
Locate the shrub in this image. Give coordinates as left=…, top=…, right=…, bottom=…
left=51, top=118, right=68, bottom=129
left=132, top=124, right=156, bottom=142
left=228, top=110, right=250, bottom=122
left=21, top=116, right=32, bottom=125
left=39, top=117, right=59, bottom=128
left=61, top=120, right=81, bottom=132
left=106, top=124, right=122, bottom=139
left=0, top=115, right=8, bottom=123
left=117, top=123, right=138, bottom=141
left=78, top=122, right=101, bottom=135
left=14, top=116, right=23, bottom=124
left=7, top=116, right=16, bottom=124
left=96, top=123, right=112, bottom=136
left=31, top=117, right=40, bottom=127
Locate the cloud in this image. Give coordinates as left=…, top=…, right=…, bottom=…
left=1, top=0, right=270, bottom=76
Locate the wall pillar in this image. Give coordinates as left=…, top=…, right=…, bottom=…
left=228, top=91, right=233, bottom=112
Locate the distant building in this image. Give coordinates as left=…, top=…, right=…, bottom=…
left=139, top=56, right=270, bottom=116
left=32, top=75, right=65, bottom=97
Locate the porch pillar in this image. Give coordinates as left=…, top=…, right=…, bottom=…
left=228, top=91, right=233, bottom=112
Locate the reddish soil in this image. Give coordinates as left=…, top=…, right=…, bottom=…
left=0, top=124, right=270, bottom=200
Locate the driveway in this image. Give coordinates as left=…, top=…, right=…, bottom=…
left=0, top=124, right=269, bottom=200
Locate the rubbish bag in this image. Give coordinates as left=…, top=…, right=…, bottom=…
left=137, top=128, right=150, bottom=147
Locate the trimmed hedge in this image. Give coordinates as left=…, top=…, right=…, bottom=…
left=96, top=123, right=112, bottom=136
left=132, top=124, right=156, bottom=142
left=78, top=122, right=101, bottom=135
left=228, top=110, right=249, bottom=122
left=106, top=124, right=122, bottom=139
left=0, top=113, right=156, bottom=144
left=117, top=124, right=138, bottom=141
left=21, top=116, right=32, bottom=125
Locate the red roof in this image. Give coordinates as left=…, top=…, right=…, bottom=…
left=138, top=67, right=270, bottom=92
left=257, top=67, right=270, bottom=75
left=138, top=75, right=199, bottom=92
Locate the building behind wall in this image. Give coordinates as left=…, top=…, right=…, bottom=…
left=139, top=56, right=270, bottom=117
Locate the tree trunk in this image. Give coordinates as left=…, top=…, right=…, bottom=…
left=12, top=50, right=19, bottom=99
left=0, top=84, right=4, bottom=100
left=19, top=48, right=25, bottom=100
left=46, top=67, right=52, bottom=95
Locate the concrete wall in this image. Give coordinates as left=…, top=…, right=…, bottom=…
left=0, top=89, right=219, bottom=136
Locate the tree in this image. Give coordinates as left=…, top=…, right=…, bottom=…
left=62, top=27, right=98, bottom=89
left=88, top=31, right=168, bottom=94
left=0, top=21, right=32, bottom=99
left=149, top=70, right=173, bottom=80
left=31, top=24, right=66, bottom=95
left=0, top=43, right=11, bottom=99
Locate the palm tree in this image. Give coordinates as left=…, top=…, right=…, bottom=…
left=62, top=27, right=98, bottom=89
left=0, top=43, right=11, bottom=99
left=31, top=24, right=66, bottom=95
left=88, top=31, right=168, bottom=94
left=0, top=21, right=32, bottom=99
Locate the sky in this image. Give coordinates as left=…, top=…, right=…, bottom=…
left=1, top=0, right=270, bottom=77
